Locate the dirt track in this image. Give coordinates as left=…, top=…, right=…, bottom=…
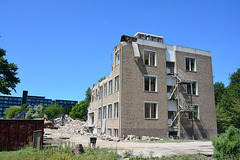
left=45, top=129, right=213, bottom=158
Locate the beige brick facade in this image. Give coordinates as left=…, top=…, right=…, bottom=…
left=88, top=32, right=217, bottom=139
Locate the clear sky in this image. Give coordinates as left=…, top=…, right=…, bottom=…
left=0, top=0, right=239, bottom=101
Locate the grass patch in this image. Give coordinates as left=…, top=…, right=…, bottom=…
left=0, top=145, right=120, bottom=160
left=0, top=141, right=213, bottom=160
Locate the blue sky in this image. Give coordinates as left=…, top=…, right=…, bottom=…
left=0, top=0, right=239, bottom=101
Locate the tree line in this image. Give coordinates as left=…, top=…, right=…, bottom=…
left=3, top=87, right=91, bottom=120
left=214, top=68, right=240, bottom=134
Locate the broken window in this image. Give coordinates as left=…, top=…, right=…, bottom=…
left=144, top=50, right=156, bottom=66
left=98, top=107, right=102, bottom=120
left=108, top=104, right=112, bottom=119
left=99, top=86, right=103, bottom=99
left=186, top=57, right=196, bottom=72
left=104, top=83, right=107, bottom=97
left=114, top=75, right=119, bottom=92
left=114, top=102, right=118, bottom=118
left=108, top=80, right=112, bottom=95
left=114, top=129, right=118, bottom=137
left=144, top=76, right=157, bottom=92
left=103, top=106, right=106, bottom=119
left=107, top=129, right=112, bottom=136
left=144, top=102, right=157, bottom=119
left=187, top=81, right=197, bottom=95
left=188, top=105, right=199, bottom=120
left=168, top=111, right=174, bottom=119
left=115, top=50, right=120, bottom=67
left=95, top=89, right=98, bottom=100
left=166, top=62, right=175, bottom=74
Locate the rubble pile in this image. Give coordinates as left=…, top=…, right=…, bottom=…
left=100, top=134, right=162, bottom=142
left=124, top=135, right=163, bottom=141
left=52, top=114, right=73, bottom=127
left=100, top=135, right=120, bottom=142
left=59, top=120, right=89, bottom=135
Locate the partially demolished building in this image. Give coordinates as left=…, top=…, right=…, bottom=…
left=88, top=32, right=217, bottom=139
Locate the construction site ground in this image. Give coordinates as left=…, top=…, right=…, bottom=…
left=44, top=129, right=213, bottom=158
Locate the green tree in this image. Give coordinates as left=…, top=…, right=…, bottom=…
left=215, top=69, right=240, bottom=133
left=44, top=104, right=64, bottom=119
left=85, top=87, right=91, bottom=103
left=32, top=105, right=44, bottom=118
left=69, top=87, right=91, bottom=121
left=98, top=77, right=106, bottom=83
left=20, top=104, right=28, bottom=112
left=63, top=106, right=73, bottom=115
left=0, top=48, right=20, bottom=95
left=214, top=82, right=225, bottom=105
left=25, top=105, right=34, bottom=119
left=4, top=106, right=21, bottom=119
left=25, top=105, right=44, bottom=119
left=69, top=101, right=88, bottom=121
left=212, top=126, right=240, bottom=159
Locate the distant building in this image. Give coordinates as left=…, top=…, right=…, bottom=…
left=0, top=90, right=78, bottom=118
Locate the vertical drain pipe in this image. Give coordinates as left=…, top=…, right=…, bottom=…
left=101, top=86, right=103, bottom=133
left=177, top=80, right=181, bottom=139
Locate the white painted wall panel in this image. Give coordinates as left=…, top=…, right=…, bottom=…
left=168, top=101, right=177, bottom=111
left=167, top=76, right=176, bottom=86
left=166, top=49, right=175, bottom=62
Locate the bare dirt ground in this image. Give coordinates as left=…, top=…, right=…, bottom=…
left=44, top=129, right=213, bottom=158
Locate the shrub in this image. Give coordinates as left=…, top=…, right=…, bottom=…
left=4, top=105, right=21, bottom=118
left=212, top=126, right=240, bottom=159
left=123, top=150, right=133, bottom=158
left=49, top=152, right=72, bottom=160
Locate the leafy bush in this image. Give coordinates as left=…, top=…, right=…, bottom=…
left=212, top=126, right=240, bottom=159
left=4, top=105, right=21, bottom=118
left=123, top=150, right=133, bottom=158
left=25, top=105, right=44, bottom=119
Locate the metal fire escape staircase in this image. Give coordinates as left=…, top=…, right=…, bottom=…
left=168, top=69, right=192, bottom=128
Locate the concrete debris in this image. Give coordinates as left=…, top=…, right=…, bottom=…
left=123, top=135, right=161, bottom=142
left=52, top=114, right=73, bottom=127
left=58, top=120, right=88, bottom=135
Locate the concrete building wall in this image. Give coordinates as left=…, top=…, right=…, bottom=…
left=175, top=50, right=217, bottom=139
left=120, top=43, right=168, bottom=137
left=88, top=45, right=121, bottom=136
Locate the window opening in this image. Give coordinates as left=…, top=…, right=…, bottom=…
left=108, top=80, right=112, bottom=95
left=186, top=57, right=196, bottom=72
left=187, top=82, right=197, bottom=95
left=114, top=102, right=118, bottom=118
left=115, top=50, right=120, bottom=67
left=103, top=106, right=106, bottom=119
left=144, top=102, right=157, bottom=119
left=104, top=83, right=107, bottom=96
left=166, top=62, right=175, bottom=74
left=98, top=107, right=102, bottom=120
left=188, top=105, right=199, bottom=120
left=114, top=76, right=119, bottom=92
left=108, top=104, right=112, bottom=119
left=144, top=76, right=157, bottom=92
left=144, top=50, right=156, bottom=66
